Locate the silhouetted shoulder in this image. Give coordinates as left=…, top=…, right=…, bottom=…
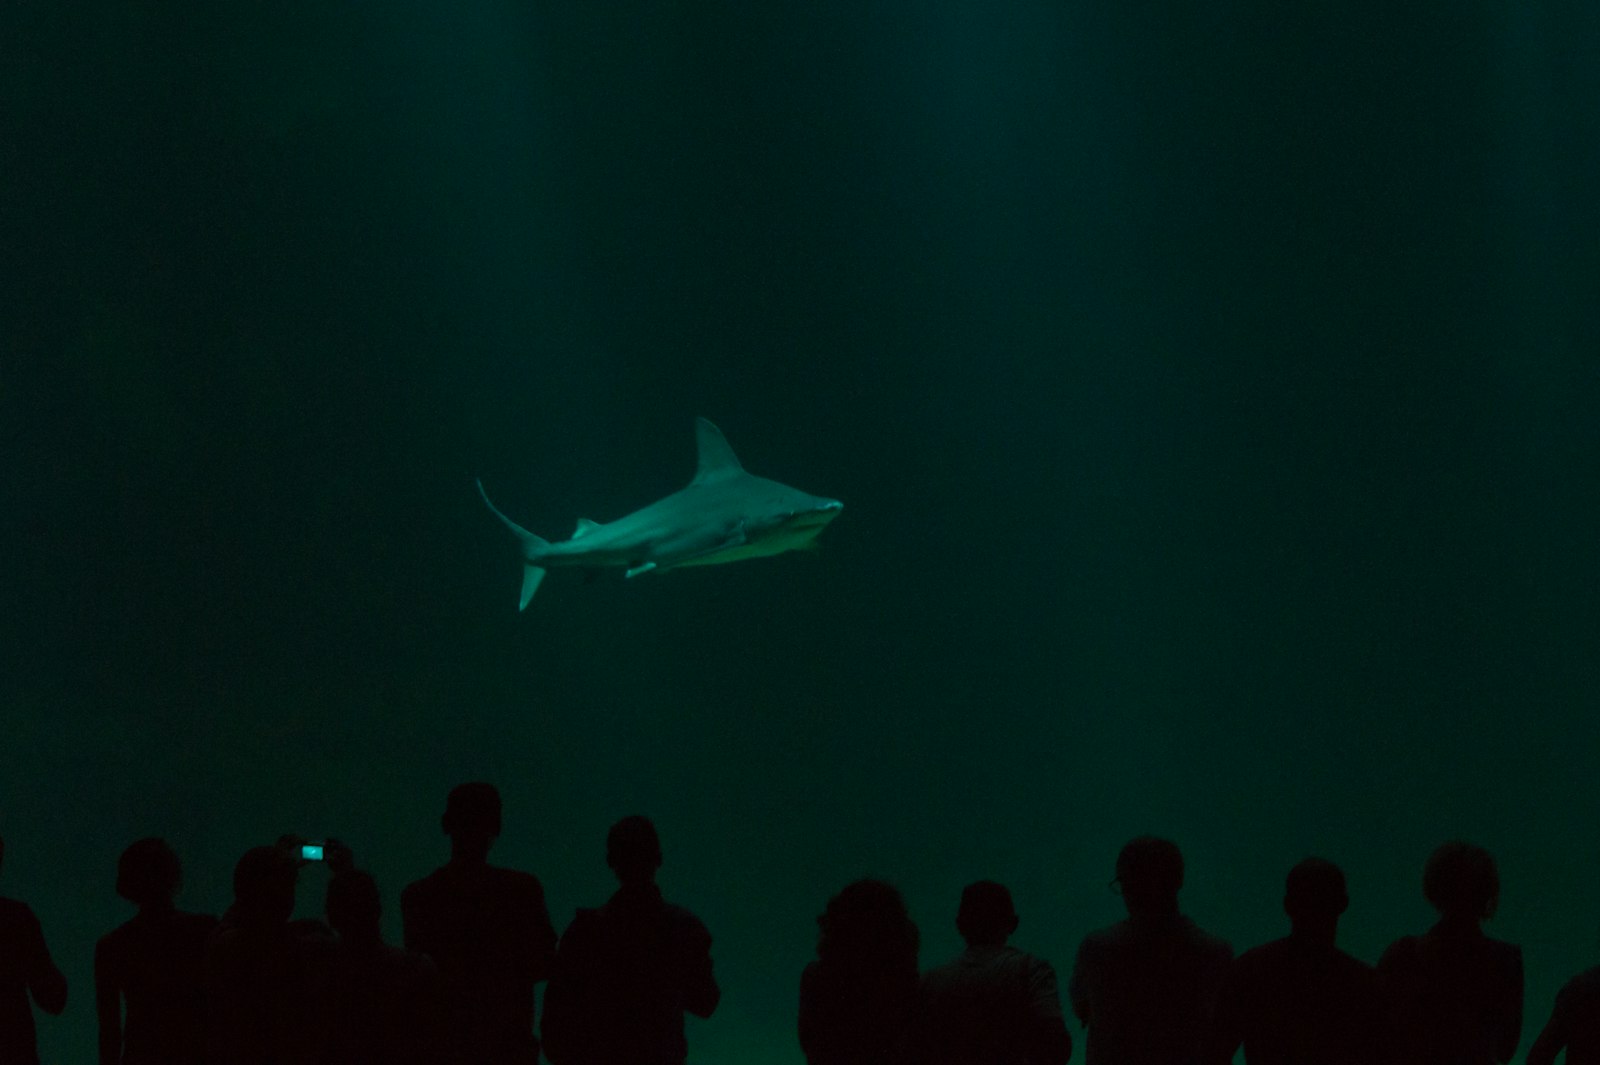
left=1537, top=966, right=1600, bottom=1064
left=1228, top=937, right=1289, bottom=985
left=1235, top=936, right=1368, bottom=973
left=662, top=902, right=711, bottom=944
left=113, top=910, right=215, bottom=943
left=1079, top=916, right=1229, bottom=958
left=563, top=898, right=711, bottom=954
left=1228, top=936, right=1378, bottom=1000
left=1377, top=934, right=1420, bottom=970
left=1194, top=921, right=1231, bottom=955
left=1077, top=920, right=1129, bottom=951
left=400, top=866, right=448, bottom=905
left=174, top=911, right=219, bottom=939
left=404, top=864, right=546, bottom=905
left=490, top=866, right=549, bottom=902
left=1380, top=928, right=1522, bottom=976
left=1555, top=966, right=1600, bottom=1010
left=96, top=909, right=216, bottom=972
left=1488, top=937, right=1522, bottom=972
left=1231, top=937, right=1285, bottom=969
left=565, top=905, right=603, bottom=933
left=0, top=897, right=43, bottom=938
left=0, top=897, right=49, bottom=972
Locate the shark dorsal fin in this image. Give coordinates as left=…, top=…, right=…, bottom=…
left=572, top=518, right=601, bottom=539
left=691, top=418, right=744, bottom=485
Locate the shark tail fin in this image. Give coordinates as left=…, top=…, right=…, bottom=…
left=476, top=479, right=552, bottom=610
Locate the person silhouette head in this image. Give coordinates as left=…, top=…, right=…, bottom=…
left=233, top=846, right=298, bottom=929
left=1423, top=840, right=1499, bottom=925
left=606, top=815, right=662, bottom=888
left=326, top=870, right=382, bottom=948
left=815, top=878, right=919, bottom=971
left=1114, top=836, right=1184, bottom=919
left=442, top=782, right=502, bottom=866
left=117, top=837, right=182, bottom=911
left=1283, top=858, right=1348, bottom=945
left=956, top=880, right=1018, bottom=949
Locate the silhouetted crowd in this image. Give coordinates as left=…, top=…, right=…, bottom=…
left=1, top=788, right=1596, bottom=1064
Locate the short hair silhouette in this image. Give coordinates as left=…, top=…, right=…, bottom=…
left=116, top=837, right=182, bottom=909
left=442, top=782, right=502, bottom=839
left=1284, top=857, right=1349, bottom=922
left=1423, top=840, right=1499, bottom=920
left=1115, top=836, right=1184, bottom=910
left=606, top=815, right=663, bottom=881
left=232, top=845, right=297, bottom=925
left=326, top=870, right=381, bottom=938
left=956, top=881, right=1017, bottom=942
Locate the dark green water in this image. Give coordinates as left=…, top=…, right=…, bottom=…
left=6, top=3, right=1598, bottom=1062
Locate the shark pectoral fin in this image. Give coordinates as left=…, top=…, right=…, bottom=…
left=625, top=561, right=657, bottom=579
left=518, top=565, right=547, bottom=610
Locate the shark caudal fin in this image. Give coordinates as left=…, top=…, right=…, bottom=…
left=476, top=479, right=551, bottom=610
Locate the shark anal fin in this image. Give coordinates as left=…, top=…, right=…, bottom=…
left=625, top=561, right=657, bottom=579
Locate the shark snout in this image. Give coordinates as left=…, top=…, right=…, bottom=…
left=795, top=500, right=843, bottom=528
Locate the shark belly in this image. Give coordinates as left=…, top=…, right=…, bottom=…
left=662, top=528, right=820, bottom=569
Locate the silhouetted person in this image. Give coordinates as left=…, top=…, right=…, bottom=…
left=401, top=782, right=556, bottom=1065
left=1205, top=858, right=1391, bottom=1065
left=1378, top=841, right=1523, bottom=1065
left=1070, top=837, right=1231, bottom=1065
left=204, top=844, right=338, bottom=1065
left=542, top=815, right=719, bottom=1065
left=0, top=836, right=67, bottom=1065
left=323, top=869, right=446, bottom=1065
left=94, top=838, right=216, bottom=1065
left=797, top=878, right=920, bottom=1065
left=1527, top=959, right=1600, bottom=1065
left=915, top=880, right=1072, bottom=1065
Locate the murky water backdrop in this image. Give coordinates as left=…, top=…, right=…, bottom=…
left=6, top=3, right=1598, bottom=1061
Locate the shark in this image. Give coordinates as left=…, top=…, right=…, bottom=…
left=477, top=418, right=843, bottom=609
